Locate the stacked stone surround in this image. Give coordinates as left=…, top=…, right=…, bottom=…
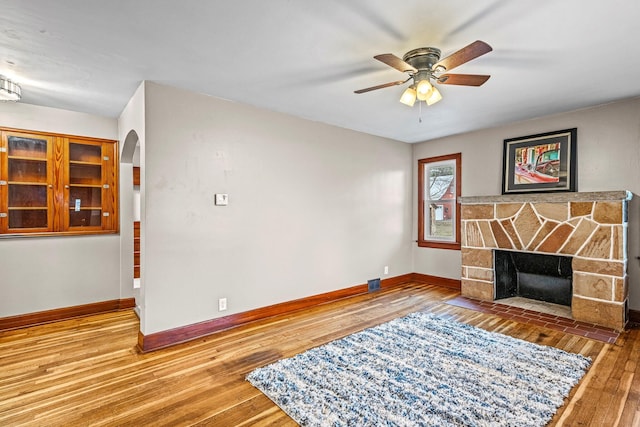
left=460, top=191, right=631, bottom=330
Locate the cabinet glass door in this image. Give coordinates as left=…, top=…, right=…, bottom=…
left=5, top=134, right=52, bottom=231
left=68, top=142, right=103, bottom=228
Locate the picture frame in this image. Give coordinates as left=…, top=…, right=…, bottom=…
left=502, top=128, right=577, bottom=194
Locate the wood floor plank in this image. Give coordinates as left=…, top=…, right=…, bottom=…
left=614, top=330, right=640, bottom=426
left=0, top=283, right=637, bottom=426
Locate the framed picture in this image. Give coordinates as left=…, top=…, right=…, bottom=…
left=502, top=128, right=577, bottom=194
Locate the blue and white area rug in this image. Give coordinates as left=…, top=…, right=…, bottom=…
left=247, top=312, right=591, bottom=426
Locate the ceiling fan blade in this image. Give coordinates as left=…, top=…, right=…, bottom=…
left=433, top=40, right=492, bottom=72
left=437, top=74, right=491, bottom=86
left=354, top=79, right=409, bottom=94
left=374, top=54, right=417, bottom=73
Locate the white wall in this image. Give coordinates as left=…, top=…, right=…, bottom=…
left=141, top=82, right=413, bottom=335
left=118, top=82, right=146, bottom=323
left=0, top=102, right=122, bottom=317
left=413, top=97, right=640, bottom=309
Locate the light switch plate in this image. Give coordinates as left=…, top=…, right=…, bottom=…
left=215, top=193, right=229, bottom=206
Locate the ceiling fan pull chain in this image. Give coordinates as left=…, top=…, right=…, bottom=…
left=419, top=100, right=423, bottom=123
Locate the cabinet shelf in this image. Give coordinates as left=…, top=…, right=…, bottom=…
left=8, top=181, right=49, bottom=186
left=8, top=157, right=48, bottom=183
left=70, top=183, right=103, bottom=188
left=8, top=206, right=48, bottom=210
left=69, top=142, right=102, bottom=164
left=8, top=156, right=47, bottom=162
left=69, top=160, right=102, bottom=166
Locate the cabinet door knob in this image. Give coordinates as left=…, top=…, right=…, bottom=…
left=65, top=185, right=69, bottom=189
left=48, top=184, right=53, bottom=189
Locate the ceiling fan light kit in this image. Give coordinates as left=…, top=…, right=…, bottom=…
left=426, top=86, right=442, bottom=106
left=355, top=40, right=492, bottom=108
left=0, top=76, right=22, bottom=102
left=399, top=87, right=417, bottom=106
left=415, top=79, right=433, bottom=101
left=400, top=81, right=442, bottom=107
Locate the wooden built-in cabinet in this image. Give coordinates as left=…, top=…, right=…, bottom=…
left=133, top=166, right=140, bottom=279
left=133, top=166, right=140, bottom=186
left=134, top=221, right=140, bottom=279
left=0, top=128, right=118, bottom=236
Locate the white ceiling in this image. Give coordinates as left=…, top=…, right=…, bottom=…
left=2, top=0, right=640, bottom=143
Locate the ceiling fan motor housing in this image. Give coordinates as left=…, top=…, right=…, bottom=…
left=402, top=48, right=441, bottom=71
left=402, top=47, right=441, bottom=85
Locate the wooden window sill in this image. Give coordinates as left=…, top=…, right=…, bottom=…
left=417, top=241, right=461, bottom=250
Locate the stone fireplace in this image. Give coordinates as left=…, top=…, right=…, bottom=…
left=459, top=191, right=631, bottom=330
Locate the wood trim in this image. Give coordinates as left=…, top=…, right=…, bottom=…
left=417, top=241, right=461, bottom=250
left=138, top=273, right=427, bottom=352
left=410, top=273, right=461, bottom=290
left=133, top=166, right=140, bottom=186
left=0, top=126, right=117, bottom=144
left=51, top=136, right=64, bottom=231
left=629, top=309, right=640, bottom=324
left=139, top=284, right=368, bottom=352
left=0, top=230, right=118, bottom=239
left=118, top=298, right=136, bottom=310
left=417, top=152, right=462, bottom=250
left=0, top=298, right=135, bottom=331
left=133, top=221, right=140, bottom=279
left=381, top=273, right=413, bottom=288
left=103, top=140, right=119, bottom=233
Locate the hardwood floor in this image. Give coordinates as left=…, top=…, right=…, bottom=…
left=1, top=283, right=639, bottom=426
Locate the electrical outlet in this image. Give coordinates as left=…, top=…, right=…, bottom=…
left=384, top=266, right=389, bottom=275
left=218, top=298, right=227, bottom=311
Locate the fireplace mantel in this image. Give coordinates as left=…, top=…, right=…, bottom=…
left=459, top=190, right=631, bottom=330
left=460, top=190, right=631, bottom=205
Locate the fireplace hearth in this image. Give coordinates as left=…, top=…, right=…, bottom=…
left=459, top=191, right=631, bottom=330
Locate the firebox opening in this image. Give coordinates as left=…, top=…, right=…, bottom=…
left=494, top=250, right=573, bottom=306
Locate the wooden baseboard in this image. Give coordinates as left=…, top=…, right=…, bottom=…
left=410, top=273, right=461, bottom=290
left=0, top=298, right=136, bottom=331
left=137, top=272, right=450, bottom=352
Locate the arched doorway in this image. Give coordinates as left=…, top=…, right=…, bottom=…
left=121, top=129, right=141, bottom=314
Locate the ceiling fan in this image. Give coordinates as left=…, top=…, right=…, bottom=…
left=354, top=40, right=492, bottom=107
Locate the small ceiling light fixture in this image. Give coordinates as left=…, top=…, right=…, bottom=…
left=415, top=79, right=433, bottom=101
left=399, top=86, right=417, bottom=106
left=425, top=86, right=442, bottom=106
left=0, top=76, right=22, bottom=101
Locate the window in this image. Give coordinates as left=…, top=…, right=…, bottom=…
left=418, top=153, right=461, bottom=250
